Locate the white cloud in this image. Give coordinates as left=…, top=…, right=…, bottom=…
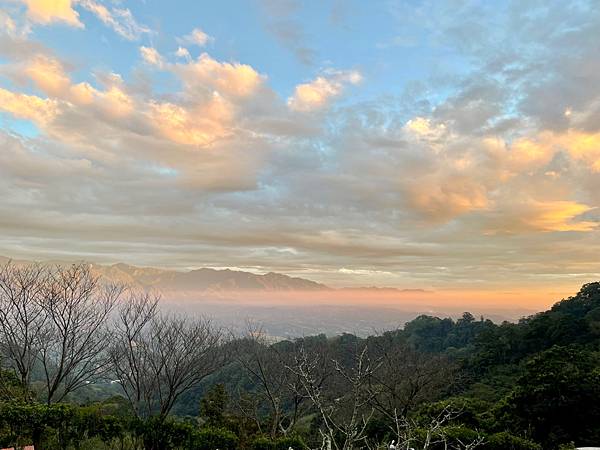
left=139, top=46, right=163, bottom=67
left=175, top=46, right=191, bottom=60
left=177, top=27, right=212, bottom=47
left=79, top=0, right=150, bottom=40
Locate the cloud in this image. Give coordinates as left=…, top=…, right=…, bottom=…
left=483, top=199, right=597, bottom=234
left=21, top=0, right=82, bottom=27
left=139, top=46, right=163, bottom=67
left=1, top=0, right=600, bottom=297
left=258, top=0, right=316, bottom=65
left=0, top=88, right=57, bottom=124
left=79, top=0, right=149, bottom=40
left=175, top=46, right=191, bottom=60
left=287, top=70, right=362, bottom=112
left=149, top=94, right=233, bottom=146
left=266, top=20, right=315, bottom=66
left=177, top=27, right=212, bottom=47
left=172, top=53, right=266, bottom=98
left=519, top=201, right=596, bottom=233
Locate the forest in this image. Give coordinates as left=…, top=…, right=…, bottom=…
left=1, top=262, right=600, bottom=450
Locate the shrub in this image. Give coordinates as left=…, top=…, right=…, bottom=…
left=485, top=431, right=542, bottom=450
left=193, top=426, right=238, bottom=450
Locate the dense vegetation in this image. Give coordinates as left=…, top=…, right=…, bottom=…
left=2, top=262, right=600, bottom=449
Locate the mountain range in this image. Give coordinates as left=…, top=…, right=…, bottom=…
left=0, top=256, right=331, bottom=292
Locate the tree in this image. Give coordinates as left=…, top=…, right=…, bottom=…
left=0, top=262, right=48, bottom=394
left=111, top=294, right=230, bottom=419
left=236, top=323, right=309, bottom=438
left=38, top=264, right=125, bottom=404
left=365, top=333, right=456, bottom=441
left=200, top=383, right=229, bottom=427
left=500, top=345, right=600, bottom=448
left=288, top=342, right=377, bottom=450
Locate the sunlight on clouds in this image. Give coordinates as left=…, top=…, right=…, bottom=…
left=100, top=85, right=133, bottom=117
left=512, top=130, right=600, bottom=172
left=555, top=130, right=600, bottom=172
left=287, top=70, right=362, bottom=112
left=21, top=0, right=82, bottom=27
left=523, top=201, right=595, bottom=232
left=21, top=55, right=97, bottom=105
left=149, top=94, right=233, bottom=146
left=174, top=53, right=264, bottom=98
left=1, top=0, right=600, bottom=299
left=405, top=117, right=446, bottom=139
left=508, top=136, right=555, bottom=170
left=407, top=176, right=489, bottom=222
left=24, top=55, right=70, bottom=97
left=0, top=88, right=57, bottom=125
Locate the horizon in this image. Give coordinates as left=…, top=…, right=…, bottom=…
left=0, top=253, right=580, bottom=313
left=1, top=0, right=600, bottom=310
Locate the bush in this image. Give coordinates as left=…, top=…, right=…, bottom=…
left=485, top=431, right=542, bottom=450
left=193, top=426, right=238, bottom=450
left=250, top=435, right=306, bottom=450
left=250, top=436, right=273, bottom=450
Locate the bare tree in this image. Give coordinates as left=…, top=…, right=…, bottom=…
left=0, top=262, right=48, bottom=395
left=111, top=297, right=230, bottom=419
left=288, top=343, right=378, bottom=450
left=38, top=263, right=125, bottom=404
left=393, top=405, right=485, bottom=450
left=109, top=290, right=159, bottom=417
left=365, top=333, right=456, bottom=442
left=236, top=322, right=309, bottom=438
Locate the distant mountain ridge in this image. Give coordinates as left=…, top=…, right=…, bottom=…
left=0, top=256, right=434, bottom=294
left=93, top=262, right=331, bottom=292
left=0, top=256, right=330, bottom=292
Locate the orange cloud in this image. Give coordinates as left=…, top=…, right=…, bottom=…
left=0, top=88, right=57, bottom=125
left=287, top=70, right=362, bottom=112
left=23, top=55, right=96, bottom=105
left=522, top=200, right=596, bottom=232
left=22, top=0, right=82, bottom=27
left=407, top=175, right=489, bottom=221
left=149, top=94, right=233, bottom=146
left=509, top=130, right=600, bottom=172
left=24, top=55, right=70, bottom=95
left=176, top=53, right=264, bottom=98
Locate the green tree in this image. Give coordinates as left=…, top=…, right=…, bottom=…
left=200, top=383, right=229, bottom=428
left=500, top=345, right=600, bottom=448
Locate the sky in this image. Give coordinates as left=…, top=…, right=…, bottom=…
left=0, top=0, right=599, bottom=308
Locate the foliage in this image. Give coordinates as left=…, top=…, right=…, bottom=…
left=3, top=269, right=600, bottom=449
left=200, top=383, right=229, bottom=427
left=484, top=432, right=541, bottom=450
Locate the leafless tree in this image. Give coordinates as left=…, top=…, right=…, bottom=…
left=38, top=263, right=125, bottom=404
left=0, top=262, right=48, bottom=396
left=365, top=333, right=457, bottom=441
left=109, top=290, right=159, bottom=417
left=288, top=343, right=378, bottom=450
left=236, top=322, right=309, bottom=438
left=111, top=297, right=230, bottom=419
left=393, top=405, right=485, bottom=450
